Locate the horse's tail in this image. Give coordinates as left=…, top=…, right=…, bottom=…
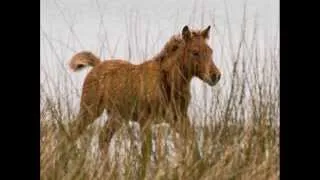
left=69, top=51, right=102, bottom=72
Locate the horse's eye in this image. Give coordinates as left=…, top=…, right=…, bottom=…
left=192, top=51, right=200, bottom=57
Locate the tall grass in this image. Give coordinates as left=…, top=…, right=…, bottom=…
left=40, top=2, right=279, bottom=179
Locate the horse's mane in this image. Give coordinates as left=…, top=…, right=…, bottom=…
left=147, top=29, right=205, bottom=63
left=149, top=34, right=183, bottom=62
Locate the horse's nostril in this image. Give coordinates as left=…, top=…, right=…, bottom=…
left=216, top=74, right=221, bottom=81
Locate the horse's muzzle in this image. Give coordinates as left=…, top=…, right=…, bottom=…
left=206, top=74, right=221, bottom=86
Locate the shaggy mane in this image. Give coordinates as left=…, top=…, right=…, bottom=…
left=147, top=29, right=205, bottom=63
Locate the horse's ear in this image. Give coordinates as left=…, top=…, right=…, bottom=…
left=182, top=25, right=191, bottom=41
left=201, top=25, right=211, bottom=39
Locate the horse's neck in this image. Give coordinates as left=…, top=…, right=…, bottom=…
left=161, top=56, right=192, bottom=97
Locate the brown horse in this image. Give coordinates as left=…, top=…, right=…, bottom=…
left=68, top=25, right=221, bottom=156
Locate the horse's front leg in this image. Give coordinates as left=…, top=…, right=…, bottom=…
left=170, top=112, right=201, bottom=162
left=136, top=110, right=154, bottom=179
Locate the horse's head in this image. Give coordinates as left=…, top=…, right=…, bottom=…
left=180, top=25, right=221, bottom=86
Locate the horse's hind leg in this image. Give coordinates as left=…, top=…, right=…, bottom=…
left=98, top=113, right=122, bottom=157
left=69, top=99, right=104, bottom=142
